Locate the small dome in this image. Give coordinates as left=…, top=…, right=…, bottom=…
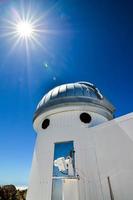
left=34, top=81, right=115, bottom=121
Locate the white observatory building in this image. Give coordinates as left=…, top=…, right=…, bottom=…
left=26, top=81, right=133, bottom=200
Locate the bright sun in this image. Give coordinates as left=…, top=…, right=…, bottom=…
left=16, top=21, right=34, bottom=38
left=3, top=7, right=51, bottom=52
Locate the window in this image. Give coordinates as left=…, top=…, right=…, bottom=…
left=80, top=112, right=91, bottom=123
left=53, top=141, right=75, bottom=177
left=42, top=118, right=50, bottom=129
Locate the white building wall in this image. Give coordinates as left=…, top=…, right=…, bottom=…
left=62, top=179, right=79, bottom=200
left=27, top=109, right=133, bottom=200
left=92, top=113, right=133, bottom=200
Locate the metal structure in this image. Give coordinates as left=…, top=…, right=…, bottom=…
left=34, top=82, right=115, bottom=121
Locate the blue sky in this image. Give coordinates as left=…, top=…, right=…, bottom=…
left=0, top=0, right=132, bottom=186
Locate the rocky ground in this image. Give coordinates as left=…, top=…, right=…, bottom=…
left=0, top=185, right=27, bottom=200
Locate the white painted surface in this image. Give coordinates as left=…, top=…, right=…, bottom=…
left=27, top=108, right=133, bottom=200
left=62, top=179, right=79, bottom=200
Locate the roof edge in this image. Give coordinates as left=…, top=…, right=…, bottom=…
left=33, top=96, right=115, bottom=122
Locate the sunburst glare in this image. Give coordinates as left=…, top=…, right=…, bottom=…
left=16, top=21, right=34, bottom=38
left=1, top=3, right=63, bottom=65
left=2, top=6, right=45, bottom=51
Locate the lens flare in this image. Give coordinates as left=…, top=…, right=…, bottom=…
left=2, top=6, right=45, bottom=47
left=16, top=21, right=33, bottom=38
left=1, top=4, right=60, bottom=58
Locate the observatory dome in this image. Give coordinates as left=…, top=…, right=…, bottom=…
left=34, top=82, right=115, bottom=121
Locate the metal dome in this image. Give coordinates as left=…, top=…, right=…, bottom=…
left=34, top=81, right=115, bottom=121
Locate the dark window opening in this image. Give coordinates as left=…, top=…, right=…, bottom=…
left=42, top=118, right=50, bottom=129
left=80, top=112, right=91, bottom=123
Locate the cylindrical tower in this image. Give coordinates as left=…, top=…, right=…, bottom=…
left=27, top=81, right=115, bottom=200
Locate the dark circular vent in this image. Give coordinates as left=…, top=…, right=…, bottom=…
left=42, top=119, right=50, bottom=129
left=80, top=113, right=92, bottom=124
